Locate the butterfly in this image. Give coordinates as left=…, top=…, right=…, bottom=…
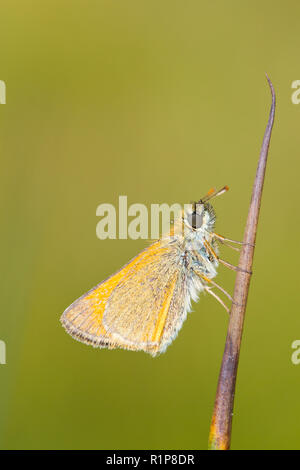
left=60, top=186, right=242, bottom=356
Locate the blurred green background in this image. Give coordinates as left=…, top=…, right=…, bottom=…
left=0, top=0, right=299, bottom=450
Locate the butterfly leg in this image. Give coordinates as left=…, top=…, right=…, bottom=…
left=192, top=269, right=231, bottom=314
left=195, top=271, right=233, bottom=302
left=214, top=237, right=240, bottom=252
left=212, top=232, right=255, bottom=247
left=205, top=286, right=230, bottom=314
left=218, top=258, right=252, bottom=274
left=203, top=240, right=252, bottom=275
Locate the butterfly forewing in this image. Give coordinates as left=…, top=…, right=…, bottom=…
left=61, top=240, right=186, bottom=355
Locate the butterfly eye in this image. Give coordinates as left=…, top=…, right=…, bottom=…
left=187, top=211, right=203, bottom=229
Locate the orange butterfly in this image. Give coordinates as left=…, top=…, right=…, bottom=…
left=61, top=186, right=241, bottom=356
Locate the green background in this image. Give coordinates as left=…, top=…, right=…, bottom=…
left=1, top=0, right=299, bottom=450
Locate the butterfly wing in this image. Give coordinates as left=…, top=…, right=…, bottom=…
left=61, top=241, right=189, bottom=355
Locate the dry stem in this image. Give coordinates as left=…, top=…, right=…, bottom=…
left=208, top=75, right=276, bottom=450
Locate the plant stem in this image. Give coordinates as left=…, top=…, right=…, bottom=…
left=208, top=75, right=276, bottom=450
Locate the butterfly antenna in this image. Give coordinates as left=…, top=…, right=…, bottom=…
left=200, top=185, right=229, bottom=203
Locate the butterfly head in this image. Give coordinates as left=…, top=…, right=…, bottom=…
left=183, top=201, right=216, bottom=234
left=185, top=185, right=229, bottom=232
